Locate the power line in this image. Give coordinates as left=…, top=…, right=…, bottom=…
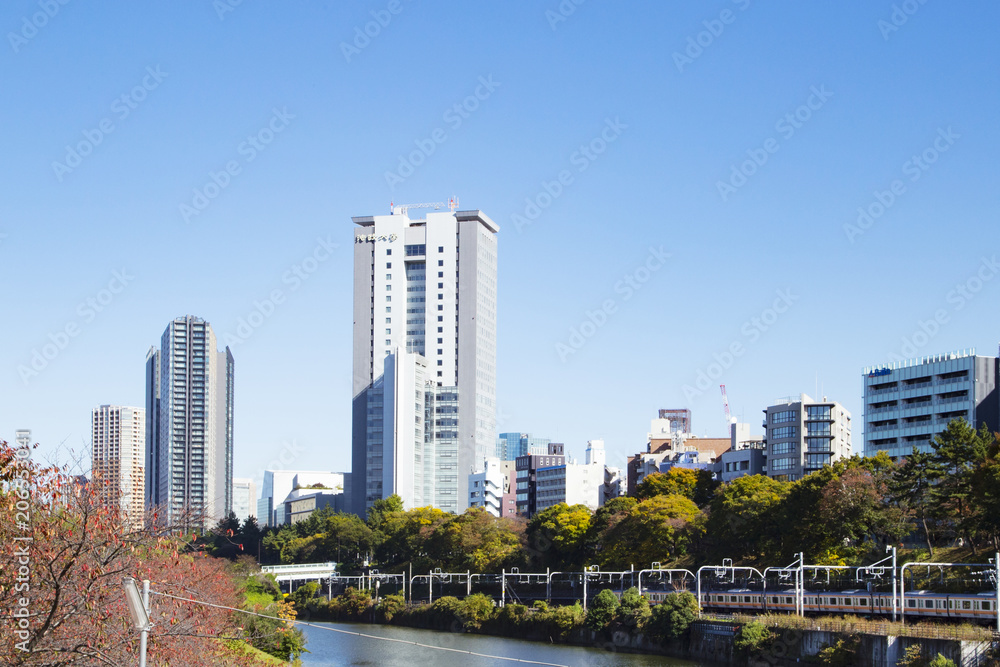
left=149, top=590, right=571, bottom=667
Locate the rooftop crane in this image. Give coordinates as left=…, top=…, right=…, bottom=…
left=720, top=384, right=732, bottom=432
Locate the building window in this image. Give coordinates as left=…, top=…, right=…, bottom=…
left=386, top=307, right=391, bottom=313
left=771, top=410, right=796, bottom=424
left=386, top=296, right=391, bottom=302
left=438, top=260, right=444, bottom=266
left=807, top=406, right=832, bottom=420
left=771, top=426, right=797, bottom=439
left=437, top=338, right=443, bottom=343
left=438, top=272, right=443, bottom=278
left=438, top=246, right=444, bottom=252
left=438, top=305, right=443, bottom=311
left=438, top=294, right=444, bottom=300
left=437, top=327, right=443, bottom=332
left=387, top=263, right=391, bottom=268
left=806, top=423, right=831, bottom=436
left=438, top=283, right=443, bottom=289
left=386, top=285, right=391, bottom=291
left=385, top=339, right=391, bottom=345
left=438, top=316, right=443, bottom=322
left=386, top=318, right=391, bottom=324
left=387, top=249, right=391, bottom=255
left=386, top=274, right=391, bottom=280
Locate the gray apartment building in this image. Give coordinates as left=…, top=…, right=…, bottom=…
left=145, top=316, right=234, bottom=530
left=351, top=204, right=498, bottom=515
left=763, top=394, right=851, bottom=482
left=863, top=350, right=998, bottom=459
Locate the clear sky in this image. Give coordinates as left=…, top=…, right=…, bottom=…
left=2, top=2, right=998, bottom=485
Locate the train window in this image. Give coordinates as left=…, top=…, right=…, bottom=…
left=963, top=601, right=971, bottom=610
left=907, top=600, right=916, bottom=608
left=924, top=600, right=933, bottom=609
left=984, top=602, right=991, bottom=611
left=786, top=597, right=793, bottom=604
left=730, top=596, right=736, bottom=603
left=744, top=596, right=751, bottom=603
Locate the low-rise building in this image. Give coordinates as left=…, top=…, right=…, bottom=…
left=469, top=457, right=515, bottom=517
left=283, top=487, right=348, bottom=524
left=535, top=461, right=605, bottom=513
left=718, top=422, right=766, bottom=482
left=763, top=394, right=851, bottom=482
left=515, top=443, right=565, bottom=516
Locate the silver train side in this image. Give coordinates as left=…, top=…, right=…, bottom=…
left=648, top=588, right=998, bottom=622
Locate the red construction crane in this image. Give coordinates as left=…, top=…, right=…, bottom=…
left=720, top=384, right=732, bottom=431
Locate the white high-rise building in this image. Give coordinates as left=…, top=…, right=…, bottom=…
left=92, top=405, right=145, bottom=527
left=232, top=477, right=256, bottom=524
left=351, top=205, right=498, bottom=514
left=145, top=316, right=234, bottom=531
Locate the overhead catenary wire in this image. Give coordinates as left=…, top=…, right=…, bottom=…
left=148, top=590, right=572, bottom=667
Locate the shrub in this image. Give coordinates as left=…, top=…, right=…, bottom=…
left=645, top=591, right=698, bottom=643
left=535, top=601, right=585, bottom=640
left=429, top=596, right=464, bottom=630
left=617, top=587, right=651, bottom=631
left=817, top=635, right=860, bottom=666
left=586, top=589, right=620, bottom=631
left=458, top=593, right=496, bottom=630
left=376, top=594, right=405, bottom=622
left=733, top=620, right=772, bottom=658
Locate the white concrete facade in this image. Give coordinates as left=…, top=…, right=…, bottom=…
left=352, top=207, right=498, bottom=514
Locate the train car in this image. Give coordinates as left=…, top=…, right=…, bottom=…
left=699, top=586, right=997, bottom=624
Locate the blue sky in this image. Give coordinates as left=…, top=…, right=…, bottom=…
left=2, top=1, right=998, bottom=483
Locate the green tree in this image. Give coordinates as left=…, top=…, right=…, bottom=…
left=320, top=512, right=374, bottom=571
left=970, top=434, right=1000, bottom=551
left=617, top=586, right=651, bottom=631
left=375, top=505, right=451, bottom=571
left=601, top=494, right=700, bottom=568
left=705, top=475, right=789, bottom=562
left=891, top=448, right=942, bottom=556
left=427, top=507, right=524, bottom=572
left=525, top=503, right=592, bottom=570
left=733, top=620, right=773, bottom=658
left=645, top=591, right=698, bottom=643
left=819, top=466, right=908, bottom=558
left=585, top=589, right=620, bottom=631
left=636, top=468, right=718, bottom=506
left=931, top=419, right=991, bottom=553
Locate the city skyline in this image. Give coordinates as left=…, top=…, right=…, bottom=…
left=2, top=3, right=998, bottom=487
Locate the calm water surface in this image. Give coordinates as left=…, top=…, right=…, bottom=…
left=299, top=622, right=705, bottom=666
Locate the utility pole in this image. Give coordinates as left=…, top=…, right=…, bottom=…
left=889, top=546, right=897, bottom=623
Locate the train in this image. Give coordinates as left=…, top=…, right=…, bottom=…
left=645, top=588, right=998, bottom=622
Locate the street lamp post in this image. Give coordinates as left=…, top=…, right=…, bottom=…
left=124, top=578, right=151, bottom=667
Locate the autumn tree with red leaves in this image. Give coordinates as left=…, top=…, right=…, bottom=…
left=0, top=440, right=301, bottom=666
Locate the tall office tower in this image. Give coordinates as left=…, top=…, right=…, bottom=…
left=763, top=394, right=851, bottom=482
left=145, top=316, right=234, bottom=531
left=863, top=350, right=998, bottom=459
left=91, top=405, right=146, bottom=527
left=351, top=204, right=498, bottom=514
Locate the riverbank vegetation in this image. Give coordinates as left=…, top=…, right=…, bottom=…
left=290, top=585, right=700, bottom=647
